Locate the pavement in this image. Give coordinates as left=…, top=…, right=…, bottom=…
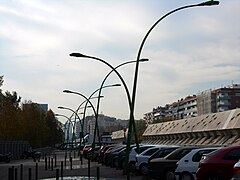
left=0, top=150, right=143, bottom=180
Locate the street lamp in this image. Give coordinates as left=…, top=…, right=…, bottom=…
left=62, top=90, right=100, bottom=159
left=95, top=59, right=149, bottom=147
left=75, top=96, right=104, bottom=144
left=58, top=106, right=82, bottom=145
left=70, top=53, right=148, bottom=149
left=124, top=0, right=219, bottom=177
left=55, top=113, right=74, bottom=144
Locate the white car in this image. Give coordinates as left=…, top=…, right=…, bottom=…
left=175, top=147, right=221, bottom=180
left=128, top=144, right=156, bottom=171
left=135, top=145, right=172, bottom=175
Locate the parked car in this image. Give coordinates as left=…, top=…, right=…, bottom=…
left=56, top=143, right=79, bottom=150
left=0, top=153, right=11, bottom=163
left=175, top=147, right=221, bottom=180
left=138, top=146, right=181, bottom=176
left=149, top=146, right=199, bottom=180
left=135, top=145, right=172, bottom=175
left=232, top=159, right=240, bottom=180
left=116, top=144, right=156, bottom=170
left=104, top=145, right=126, bottom=166
left=110, top=144, right=136, bottom=168
left=82, top=145, right=92, bottom=158
left=112, top=147, right=128, bottom=168
left=102, top=146, right=116, bottom=165
left=127, top=144, right=156, bottom=172
left=196, top=145, right=240, bottom=180
left=148, top=146, right=180, bottom=163
left=86, top=146, right=101, bottom=161
left=21, top=150, right=41, bottom=161
left=98, top=144, right=116, bottom=163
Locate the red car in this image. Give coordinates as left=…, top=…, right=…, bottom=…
left=82, top=144, right=92, bottom=158
left=196, top=145, right=240, bottom=180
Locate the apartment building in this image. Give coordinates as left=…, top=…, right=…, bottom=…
left=197, top=84, right=240, bottom=115
left=144, top=84, right=240, bottom=124
left=144, top=95, right=197, bottom=124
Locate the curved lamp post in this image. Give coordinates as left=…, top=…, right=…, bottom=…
left=80, top=84, right=120, bottom=145
left=64, top=84, right=119, bottom=148
left=70, top=53, right=148, bottom=150
left=58, top=106, right=82, bottom=145
left=95, top=59, right=149, bottom=146
left=75, top=95, right=105, bottom=145
left=63, top=90, right=100, bottom=159
left=124, top=1, right=220, bottom=177
left=55, top=113, right=74, bottom=144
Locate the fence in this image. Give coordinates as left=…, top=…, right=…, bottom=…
left=0, top=141, right=30, bottom=159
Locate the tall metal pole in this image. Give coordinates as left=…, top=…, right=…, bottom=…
left=58, top=106, right=82, bottom=145
left=62, top=90, right=99, bottom=160
left=55, top=114, right=74, bottom=144
left=95, top=59, right=148, bottom=146
left=127, top=1, right=219, bottom=178
left=69, top=54, right=147, bottom=150
left=81, top=84, right=120, bottom=145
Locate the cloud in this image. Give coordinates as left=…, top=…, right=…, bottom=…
left=0, top=0, right=239, bottom=121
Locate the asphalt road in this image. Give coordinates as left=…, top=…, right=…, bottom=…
left=0, top=150, right=143, bottom=180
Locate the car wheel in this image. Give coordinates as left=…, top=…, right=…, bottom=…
left=120, top=160, right=125, bottom=169
left=140, top=163, right=150, bottom=175
left=112, top=158, right=118, bottom=167
left=180, top=172, right=194, bottom=180
left=165, top=170, right=176, bottom=180
left=129, top=161, right=136, bottom=172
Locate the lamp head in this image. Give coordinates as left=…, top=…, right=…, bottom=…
left=69, top=53, right=86, bottom=57
left=139, top=58, right=149, bottom=62
left=63, top=90, right=72, bottom=93
left=112, top=83, right=121, bottom=87
left=199, top=1, right=219, bottom=6
left=58, top=106, right=64, bottom=109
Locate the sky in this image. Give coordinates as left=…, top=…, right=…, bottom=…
left=1, top=0, right=240, bottom=123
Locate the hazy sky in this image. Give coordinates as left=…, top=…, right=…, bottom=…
left=1, top=0, right=239, bottom=123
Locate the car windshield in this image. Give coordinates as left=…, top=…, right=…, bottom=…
left=165, top=148, right=196, bottom=160
left=151, top=147, right=178, bottom=159
left=203, top=148, right=222, bottom=159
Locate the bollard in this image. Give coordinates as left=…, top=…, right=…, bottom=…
left=61, top=161, right=63, bottom=179
left=48, top=157, right=51, bottom=169
left=51, top=158, right=54, bottom=171
left=64, top=155, right=67, bottom=167
left=12, top=166, right=15, bottom=180
left=88, top=158, right=90, bottom=178
left=14, top=168, right=17, bottom=180
left=28, top=168, right=31, bottom=180
left=20, top=164, right=23, bottom=180
left=8, top=167, right=13, bottom=180
left=45, top=157, right=47, bottom=170
left=54, top=154, right=57, bottom=167
left=80, top=153, right=83, bottom=165
left=56, top=169, right=59, bottom=180
left=35, top=163, right=38, bottom=180
left=70, top=157, right=72, bottom=170
left=97, top=166, right=100, bottom=180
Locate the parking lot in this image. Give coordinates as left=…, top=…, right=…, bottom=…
left=0, top=150, right=142, bottom=180
left=1, top=144, right=240, bottom=180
